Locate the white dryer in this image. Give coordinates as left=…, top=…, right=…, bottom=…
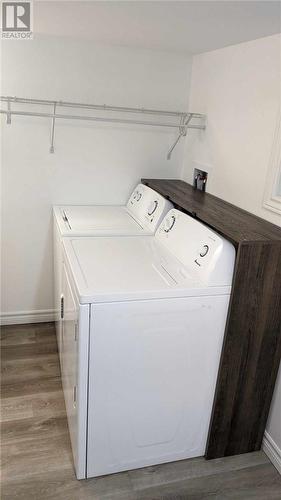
left=61, top=209, right=235, bottom=479
left=53, top=183, right=172, bottom=358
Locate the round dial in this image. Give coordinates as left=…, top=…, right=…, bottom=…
left=200, top=245, right=209, bottom=257
left=147, top=200, right=158, bottom=216
left=164, top=215, right=176, bottom=233
left=131, top=190, right=138, bottom=201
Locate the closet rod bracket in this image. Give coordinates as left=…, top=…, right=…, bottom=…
left=167, top=113, right=193, bottom=160
left=50, top=102, right=57, bottom=154
left=6, top=98, right=11, bottom=125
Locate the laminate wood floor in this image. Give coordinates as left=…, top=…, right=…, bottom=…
left=1, top=322, right=281, bottom=500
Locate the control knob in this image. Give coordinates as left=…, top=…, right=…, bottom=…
left=164, top=215, right=176, bottom=233
left=200, top=245, right=209, bottom=257
left=148, top=200, right=158, bottom=216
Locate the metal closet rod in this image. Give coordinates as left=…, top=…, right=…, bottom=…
left=0, top=109, right=205, bottom=129
left=0, top=95, right=206, bottom=158
left=0, top=95, right=203, bottom=119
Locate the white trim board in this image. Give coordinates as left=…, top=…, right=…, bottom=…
left=0, top=309, right=56, bottom=326
left=263, top=431, right=281, bottom=475
left=263, top=109, right=281, bottom=215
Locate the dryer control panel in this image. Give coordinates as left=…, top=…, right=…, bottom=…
left=127, top=184, right=173, bottom=232
left=127, top=184, right=145, bottom=207
left=156, top=209, right=235, bottom=286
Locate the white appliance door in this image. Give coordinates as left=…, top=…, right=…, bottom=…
left=53, top=218, right=62, bottom=355
left=61, top=262, right=89, bottom=479
left=57, top=206, right=144, bottom=236
left=87, top=295, right=230, bottom=478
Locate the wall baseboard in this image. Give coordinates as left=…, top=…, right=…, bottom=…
left=0, top=309, right=56, bottom=326
left=263, top=431, right=281, bottom=475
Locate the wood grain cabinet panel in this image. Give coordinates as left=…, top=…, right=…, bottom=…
left=142, top=178, right=281, bottom=459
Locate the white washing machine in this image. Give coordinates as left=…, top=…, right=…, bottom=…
left=53, top=183, right=172, bottom=359
left=61, top=208, right=235, bottom=479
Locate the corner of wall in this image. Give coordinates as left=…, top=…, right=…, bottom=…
left=263, top=431, right=281, bottom=475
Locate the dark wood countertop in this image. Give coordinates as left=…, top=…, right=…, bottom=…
left=142, top=178, right=281, bottom=246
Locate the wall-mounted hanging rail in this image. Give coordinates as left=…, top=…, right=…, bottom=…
left=0, top=96, right=206, bottom=159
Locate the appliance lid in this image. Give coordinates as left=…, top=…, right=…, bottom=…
left=53, top=185, right=172, bottom=237
left=63, top=236, right=232, bottom=304
left=54, top=205, right=146, bottom=235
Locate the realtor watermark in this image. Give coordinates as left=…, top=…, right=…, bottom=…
left=1, top=1, right=33, bottom=39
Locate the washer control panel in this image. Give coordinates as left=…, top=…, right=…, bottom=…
left=127, top=184, right=173, bottom=231
left=143, top=192, right=172, bottom=229
left=128, top=185, right=144, bottom=207
left=156, top=209, right=235, bottom=286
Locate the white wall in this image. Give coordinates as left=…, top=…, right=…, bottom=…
left=182, top=33, right=281, bottom=226
left=181, top=33, right=281, bottom=471
left=1, top=35, right=192, bottom=319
